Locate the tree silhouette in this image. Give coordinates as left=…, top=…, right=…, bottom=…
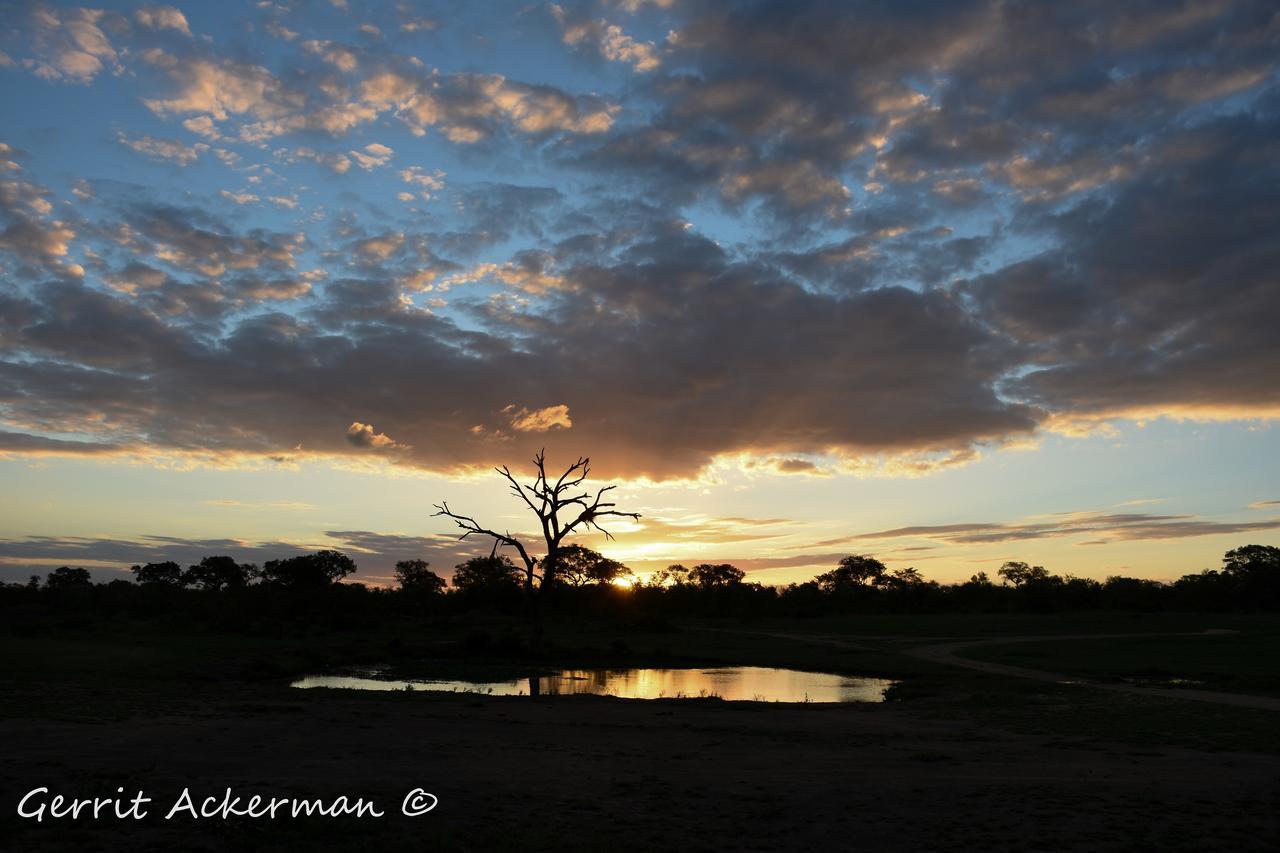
left=815, top=555, right=888, bottom=591
left=434, top=450, right=639, bottom=640
left=259, top=550, right=356, bottom=587
left=131, top=561, right=184, bottom=586
left=394, top=559, right=446, bottom=594
left=887, top=566, right=924, bottom=586
left=185, top=556, right=255, bottom=591
left=649, top=564, right=690, bottom=587
left=44, top=566, right=91, bottom=589
left=550, top=544, right=632, bottom=587
left=688, top=563, right=745, bottom=588
left=1221, top=545, right=1280, bottom=577
left=997, top=561, right=1051, bottom=587
left=450, top=555, right=524, bottom=594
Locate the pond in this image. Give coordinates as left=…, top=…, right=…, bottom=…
left=291, top=666, right=896, bottom=703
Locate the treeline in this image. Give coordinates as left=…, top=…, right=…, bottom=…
left=3, top=545, right=1278, bottom=632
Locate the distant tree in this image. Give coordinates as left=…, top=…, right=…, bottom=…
left=131, top=561, right=185, bottom=586
left=185, top=556, right=255, bottom=591
left=887, top=567, right=924, bottom=586
left=1102, top=575, right=1164, bottom=610
left=966, top=571, right=993, bottom=587
left=259, top=550, right=356, bottom=587
left=997, top=561, right=1052, bottom=587
left=550, top=544, right=632, bottom=587
left=1221, top=545, right=1280, bottom=578
left=687, top=563, right=745, bottom=588
left=394, top=559, right=446, bottom=594
left=44, top=566, right=92, bottom=589
left=450, top=555, right=524, bottom=593
left=1220, top=544, right=1280, bottom=606
left=815, top=555, right=888, bottom=592
left=648, top=564, right=690, bottom=587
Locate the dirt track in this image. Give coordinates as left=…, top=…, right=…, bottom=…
left=713, top=627, right=1280, bottom=712
left=904, top=632, right=1280, bottom=712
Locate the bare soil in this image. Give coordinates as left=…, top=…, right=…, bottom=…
left=2, top=679, right=1278, bottom=852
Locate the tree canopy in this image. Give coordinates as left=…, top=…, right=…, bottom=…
left=549, top=544, right=632, bottom=587
left=394, top=559, right=447, bottom=594
left=815, top=555, right=888, bottom=591
left=451, top=555, right=525, bottom=593
left=258, top=550, right=357, bottom=587
left=185, top=555, right=255, bottom=591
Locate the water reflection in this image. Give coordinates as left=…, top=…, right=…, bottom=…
left=291, top=666, right=895, bottom=703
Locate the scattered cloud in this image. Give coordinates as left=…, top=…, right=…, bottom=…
left=345, top=421, right=409, bottom=450
left=505, top=404, right=573, bottom=433
left=855, top=512, right=1280, bottom=545
left=135, top=6, right=192, bottom=37
left=552, top=6, right=662, bottom=72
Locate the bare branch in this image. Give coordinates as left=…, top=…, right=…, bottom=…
left=433, top=501, right=537, bottom=573
left=559, top=483, right=640, bottom=541
left=552, top=456, right=590, bottom=496
left=433, top=454, right=638, bottom=592
left=497, top=465, right=543, bottom=518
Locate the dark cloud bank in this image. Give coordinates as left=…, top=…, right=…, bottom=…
left=1, top=0, right=1278, bottom=482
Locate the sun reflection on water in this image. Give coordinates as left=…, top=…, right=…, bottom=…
left=292, top=666, right=895, bottom=703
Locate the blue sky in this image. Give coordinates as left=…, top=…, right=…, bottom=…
left=0, top=1, right=1278, bottom=585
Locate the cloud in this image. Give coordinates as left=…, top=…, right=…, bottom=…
left=22, top=6, right=123, bottom=83
left=399, top=166, right=445, bottom=199
left=285, top=147, right=352, bottom=173
left=0, top=530, right=475, bottom=586
left=1, top=0, right=1278, bottom=487
left=359, top=69, right=618, bottom=140
left=854, top=511, right=1280, bottom=545
left=965, top=114, right=1280, bottom=425
left=141, top=52, right=297, bottom=123
left=745, top=457, right=832, bottom=477
left=505, top=404, right=573, bottom=432
left=117, top=132, right=207, bottom=165
left=301, top=39, right=359, bottom=72
left=135, top=6, right=192, bottom=37
left=0, top=165, right=77, bottom=272
left=552, top=7, right=662, bottom=72
left=345, top=422, right=408, bottom=449
left=440, top=256, right=568, bottom=295
left=113, top=201, right=305, bottom=279
left=348, top=143, right=393, bottom=170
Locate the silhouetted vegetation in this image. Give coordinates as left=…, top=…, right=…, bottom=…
left=259, top=549, right=357, bottom=588
left=15, top=450, right=1233, bottom=637
left=393, top=559, right=447, bottom=594
left=5, top=546, right=1278, bottom=640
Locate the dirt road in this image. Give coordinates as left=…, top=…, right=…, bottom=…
left=904, top=631, right=1280, bottom=711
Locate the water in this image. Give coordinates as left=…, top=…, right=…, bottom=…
left=291, top=666, right=895, bottom=703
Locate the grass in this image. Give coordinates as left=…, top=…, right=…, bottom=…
left=962, top=627, right=1280, bottom=696
left=3, top=611, right=1279, bottom=752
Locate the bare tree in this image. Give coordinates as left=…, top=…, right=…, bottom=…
left=433, top=450, right=639, bottom=637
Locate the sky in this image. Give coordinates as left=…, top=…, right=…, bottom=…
left=0, top=0, right=1278, bottom=587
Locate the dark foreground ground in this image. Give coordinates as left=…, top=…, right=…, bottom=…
left=2, top=613, right=1278, bottom=852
